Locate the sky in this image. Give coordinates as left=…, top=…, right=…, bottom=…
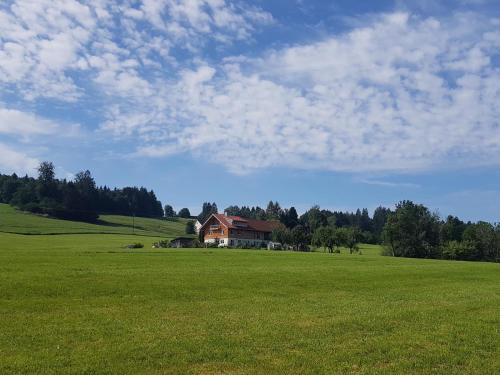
left=0, top=0, right=499, bottom=221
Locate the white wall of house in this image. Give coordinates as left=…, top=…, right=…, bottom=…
left=195, top=220, right=202, bottom=234
left=204, top=238, right=272, bottom=247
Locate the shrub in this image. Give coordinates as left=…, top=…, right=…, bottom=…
left=126, top=243, right=144, bottom=249
left=152, top=240, right=170, bottom=248
left=441, top=240, right=476, bottom=261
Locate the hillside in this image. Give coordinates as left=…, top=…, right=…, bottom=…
left=0, top=204, right=189, bottom=238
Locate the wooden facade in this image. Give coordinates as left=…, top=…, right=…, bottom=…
left=200, top=213, right=281, bottom=247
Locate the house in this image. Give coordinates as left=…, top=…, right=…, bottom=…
left=194, top=220, right=202, bottom=234
left=170, top=237, right=196, bottom=248
left=199, top=213, right=283, bottom=247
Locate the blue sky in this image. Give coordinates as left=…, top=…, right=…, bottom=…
left=1, top=0, right=499, bottom=221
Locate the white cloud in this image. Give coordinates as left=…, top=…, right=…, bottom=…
left=1, top=2, right=499, bottom=176
left=357, top=179, right=421, bottom=189
left=0, top=0, right=272, bottom=101
left=120, top=12, right=500, bottom=174
left=0, top=107, right=59, bottom=137
left=0, top=105, right=80, bottom=140
left=0, top=142, right=39, bottom=175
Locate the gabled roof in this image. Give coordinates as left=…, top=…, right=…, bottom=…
left=202, top=213, right=282, bottom=233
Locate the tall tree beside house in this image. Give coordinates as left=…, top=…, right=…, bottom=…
left=178, top=208, right=191, bottom=218
left=198, top=202, right=218, bottom=224
left=266, top=201, right=282, bottom=220
left=164, top=204, right=176, bottom=217
left=280, top=206, right=299, bottom=228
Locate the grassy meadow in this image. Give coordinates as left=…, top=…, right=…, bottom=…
left=0, top=205, right=499, bottom=374
left=0, top=204, right=188, bottom=237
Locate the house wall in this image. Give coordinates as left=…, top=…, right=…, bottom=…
left=228, top=229, right=271, bottom=240
left=201, top=216, right=273, bottom=246
left=194, top=221, right=202, bottom=234
left=202, top=216, right=228, bottom=241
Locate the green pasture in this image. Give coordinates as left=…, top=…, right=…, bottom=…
left=0, top=204, right=188, bottom=237
left=0, top=206, right=499, bottom=374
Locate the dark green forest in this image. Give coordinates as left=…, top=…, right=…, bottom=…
left=0, top=162, right=163, bottom=222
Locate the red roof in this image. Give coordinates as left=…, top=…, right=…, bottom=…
left=207, top=213, right=282, bottom=233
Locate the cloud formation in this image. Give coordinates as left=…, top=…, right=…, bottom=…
left=131, top=12, right=500, bottom=173
left=0, top=142, right=39, bottom=175
left=1, top=2, right=499, bottom=175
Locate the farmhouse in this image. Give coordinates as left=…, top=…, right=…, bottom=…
left=200, top=213, right=282, bottom=247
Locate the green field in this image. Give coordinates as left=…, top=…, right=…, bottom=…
left=0, top=204, right=188, bottom=237
left=0, top=205, right=499, bottom=374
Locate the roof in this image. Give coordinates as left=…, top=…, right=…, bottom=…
left=204, top=213, right=283, bottom=233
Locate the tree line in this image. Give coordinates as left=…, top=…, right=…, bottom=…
left=200, top=200, right=497, bottom=263
left=0, top=162, right=164, bottom=221
left=219, top=201, right=391, bottom=244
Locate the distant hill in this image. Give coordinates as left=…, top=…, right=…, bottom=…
left=0, top=204, right=190, bottom=238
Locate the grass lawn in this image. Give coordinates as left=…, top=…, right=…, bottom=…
left=1, top=229, right=499, bottom=374
left=0, top=204, right=188, bottom=237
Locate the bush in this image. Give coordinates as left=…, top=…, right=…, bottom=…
left=126, top=243, right=144, bottom=249
left=152, top=240, right=170, bottom=248
left=441, top=240, right=476, bottom=261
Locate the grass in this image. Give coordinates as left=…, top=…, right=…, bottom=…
left=0, top=207, right=499, bottom=374
left=0, top=204, right=189, bottom=237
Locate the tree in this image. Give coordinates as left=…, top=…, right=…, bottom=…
left=372, top=206, right=391, bottom=243
left=359, top=208, right=372, bottom=232
left=291, top=225, right=310, bottom=251
left=185, top=220, right=196, bottom=235
left=74, top=170, right=97, bottom=211
left=441, top=240, right=476, bottom=261
left=164, top=205, right=176, bottom=217
left=266, top=201, right=282, bottom=220
left=36, top=161, right=58, bottom=202
left=383, top=201, right=441, bottom=258
left=300, top=205, right=327, bottom=232
left=342, top=227, right=362, bottom=254
left=178, top=208, right=191, bottom=218
left=280, top=206, right=299, bottom=228
left=37, top=161, right=55, bottom=183
left=462, top=222, right=499, bottom=261
left=441, top=215, right=466, bottom=243
left=198, top=202, right=218, bottom=223
left=311, top=226, right=338, bottom=253
left=271, top=227, right=292, bottom=249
